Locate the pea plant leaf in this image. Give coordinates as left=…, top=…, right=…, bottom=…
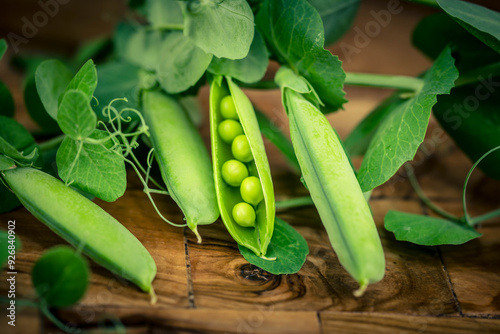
left=32, top=246, right=89, bottom=308
left=0, top=39, right=6, bottom=60
left=257, top=0, right=347, bottom=112
left=145, top=0, right=183, bottom=29
left=413, top=13, right=500, bottom=72
left=437, top=0, right=500, bottom=54
left=0, top=81, right=14, bottom=118
left=385, top=211, right=481, bottom=246
left=64, top=59, right=98, bottom=101
left=157, top=31, right=213, bottom=94
left=115, top=24, right=164, bottom=71
left=93, top=60, right=143, bottom=118
left=255, top=109, right=300, bottom=173
left=0, top=229, right=21, bottom=267
left=0, top=156, right=20, bottom=214
left=56, top=130, right=126, bottom=202
left=24, top=76, right=60, bottom=134
left=208, top=29, right=269, bottom=84
left=0, top=115, right=38, bottom=164
left=309, top=0, right=361, bottom=46
left=357, top=47, right=458, bottom=192
left=239, top=217, right=309, bottom=274
left=433, top=80, right=500, bottom=181
left=57, top=90, right=97, bottom=140
left=345, top=92, right=406, bottom=157
left=180, top=0, right=254, bottom=60
left=35, top=60, right=73, bottom=120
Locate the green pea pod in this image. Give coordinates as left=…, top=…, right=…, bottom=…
left=210, top=77, right=275, bottom=257
left=142, top=90, right=219, bottom=240
left=2, top=167, right=157, bottom=299
left=284, top=89, right=385, bottom=295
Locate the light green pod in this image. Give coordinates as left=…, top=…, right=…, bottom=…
left=142, top=90, right=219, bottom=240
left=2, top=167, right=157, bottom=298
left=285, top=89, right=385, bottom=294
left=210, top=77, right=275, bottom=257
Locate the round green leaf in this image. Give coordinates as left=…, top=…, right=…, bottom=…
left=57, top=90, right=97, bottom=140
left=32, top=246, right=89, bottom=308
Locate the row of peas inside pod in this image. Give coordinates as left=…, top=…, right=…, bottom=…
left=218, top=95, right=264, bottom=228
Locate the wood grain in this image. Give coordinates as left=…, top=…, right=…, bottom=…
left=320, top=312, right=500, bottom=334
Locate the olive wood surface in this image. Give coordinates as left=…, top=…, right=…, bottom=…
left=0, top=1, right=499, bottom=333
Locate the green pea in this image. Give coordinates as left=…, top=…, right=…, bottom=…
left=221, top=159, right=248, bottom=187
left=232, top=202, right=256, bottom=228
left=2, top=167, right=157, bottom=298
left=220, top=95, right=238, bottom=120
left=218, top=119, right=244, bottom=144
left=240, top=176, right=264, bottom=206
left=231, top=134, right=253, bottom=163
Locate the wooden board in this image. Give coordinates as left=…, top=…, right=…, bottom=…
left=0, top=0, right=499, bottom=333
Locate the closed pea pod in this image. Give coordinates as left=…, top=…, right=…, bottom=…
left=142, top=90, right=219, bottom=241
left=283, top=86, right=385, bottom=295
left=1, top=167, right=157, bottom=299
left=210, top=76, right=275, bottom=257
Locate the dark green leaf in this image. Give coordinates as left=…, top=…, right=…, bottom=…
left=0, top=183, right=21, bottom=214
left=116, top=24, right=164, bottom=71
left=64, top=59, right=98, bottom=100
left=0, top=229, right=21, bottom=267
left=385, top=211, right=481, bottom=246
left=238, top=217, right=309, bottom=274
left=93, top=60, right=143, bottom=118
left=309, top=0, right=361, bottom=46
left=24, top=76, right=60, bottom=134
left=257, top=0, right=346, bottom=111
left=181, top=0, right=254, bottom=60
left=0, top=39, right=7, bottom=60
left=56, top=130, right=126, bottom=202
left=32, top=246, right=89, bottom=308
left=255, top=109, right=300, bottom=173
left=57, top=90, right=97, bottom=140
left=157, top=32, right=213, bottom=94
left=0, top=81, right=15, bottom=118
left=0, top=115, right=38, bottom=164
left=35, top=60, right=73, bottom=120
left=345, top=92, right=406, bottom=157
left=208, top=29, right=268, bottom=84
left=145, top=0, right=183, bottom=28
left=413, top=13, right=500, bottom=72
left=0, top=157, right=20, bottom=213
left=72, top=37, right=111, bottom=68
left=433, top=78, right=500, bottom=180
left=357, top=47, right=458, bottom=192
left=437, top=0, right=500, bottom=54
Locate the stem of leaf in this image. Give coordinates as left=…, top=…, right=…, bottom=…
left=462, top=146, right=500, bottom=226
left=405, top=164, right=459, bottom=222
left=455, top=62, right=500, bottom=87
left=38, top=134, right=65, bottom=152
left=345, top=73, right=424, bottom=92
left=471, top=207, right=500, bottom=225
left=276, top=196, right=314, bottom=210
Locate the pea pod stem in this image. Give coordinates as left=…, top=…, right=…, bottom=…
left=276, top=196, right=314, bottom=210
left=239, top=72, right=425, bottom=92
left=345, top=72, right=424, bottom=92
left=405, top=164, right=460, bottom=222
left=471, top=207, right=500, bottom=225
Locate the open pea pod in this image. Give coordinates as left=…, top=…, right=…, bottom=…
left=209, top=76, right=275, bottom=257
left=283, top=87, right=385, bottom=294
